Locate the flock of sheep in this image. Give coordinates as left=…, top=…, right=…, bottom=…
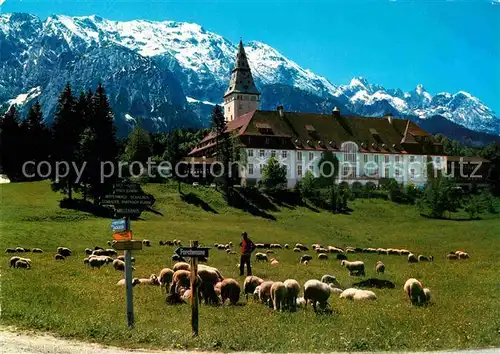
left=6, top=240, right=470, bottom=312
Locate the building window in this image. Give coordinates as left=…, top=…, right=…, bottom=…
left=374, top=155, right=379, bottom=163
left=297, top=165, right=303, bottom=176
left=297, top=151, right=302, bottom=161
left=395, top=168, right=401, bottom=177
left=248, top=149, right=253, bottom=157
left=342, top=166, right=357, bottom=179
left=410, top=155, right=415, bottom=163
left=271, top=150, right=276, bottom=157
left=364, top=155, right=368, bottom=163
left=343, top=141, right=358, bottom=163
left=248, top=164, right=254, bottom=175
left=282, top=150, right=287, bottom=159
left=385, top=155, right=390, bottom=163
left=259, top=164, right=263, bottom=174
left=309, top=152, right=314, bottom=161
left=410, top=168, right=415, bottom=179
left=385, top=166, right=390, bottom=177
left=228, top=106, right=230, bottom=112
left=395, top=156, right=401, bottom=163
left=259, top=150, right=265, bottom=158
left=265, top=138, right=270, bottom=145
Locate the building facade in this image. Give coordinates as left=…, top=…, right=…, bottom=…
left=189, top=42, right=447, bottom=188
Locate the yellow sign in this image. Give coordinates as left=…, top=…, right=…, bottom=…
left=113, top=231, right=132, bottom=241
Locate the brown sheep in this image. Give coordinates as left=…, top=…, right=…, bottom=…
left=270, top=282, right=286, bottom=311
left=54, top=254, right=65, bottom=261
left=15, top=259, right=31, bottom=269
left=137, top=274, right=160, bottom=286
left=243, top=276, right=264, bottom=300
left=318, top=253, right=328, bottom=260
left=9, top=256, right=21, bottom=267
left=447, top=253, right=459, bottom=260
left=158, top=268, right=175, bottom=289
left=375, top=261, right=385, bottom=274
left=173, top=262, right=190, bottom=272
left=220, top=278, right=241, bottom=305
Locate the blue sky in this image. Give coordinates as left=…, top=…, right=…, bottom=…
left=2, top=0, right=499, bottom=112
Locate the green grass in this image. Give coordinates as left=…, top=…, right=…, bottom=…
left=1, top=181, right=499, bottom=352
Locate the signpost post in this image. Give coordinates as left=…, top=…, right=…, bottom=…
left=102, top=179, right=156, bottom=329
left=174, top=243, right=210, bottom=337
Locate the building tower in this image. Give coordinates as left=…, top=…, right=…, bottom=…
left=223, top=40, right=260, bottom=121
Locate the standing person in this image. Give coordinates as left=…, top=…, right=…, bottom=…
left=239, top=231, right=256, bottom=276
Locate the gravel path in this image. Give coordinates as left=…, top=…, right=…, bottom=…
left=0, top=327, right=498, bottom=354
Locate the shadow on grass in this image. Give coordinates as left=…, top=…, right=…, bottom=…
left=180, top=192, right=218, bottom=214
left=230, top=189, right=277, bottom=221
left=419, top=213, right=478, bottom=221
left=59, top=198, right=113, bottom=218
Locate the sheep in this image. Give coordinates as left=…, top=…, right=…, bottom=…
left=142, top=240, right=151, bottom=247
left=329, top=285, right=344, bottom=295
left=270, top=258, right=279, bottom=265
left=336, top=254, right=348, bottom=261
left=257, top=281, right=274, bottom=306
left=457, top=251, right=469, bottom=259
left=244, top=276, right=264, bottom=300
left=404, top=278, right=427, bottom=306
left=312, top=243, right=322, bottom=250
left=318, top=253, right=328, bottom=260
left=327, top=246, right=343, bottom=253
left=54, top=254, right=65, bottom=261
left=107, top=241, right=112, bottom=246
left=137, top=274, right=160, bottom=286
left=303, top=260, right=309, bottom=265
left=172, top=254, right=186, bottom=262
left=57, top=247, right=72, bottom=257
left=89, top=255, right=113, bottom=264
left=32, top=248, right=43, bottom=253
left=296, top=297, right=307, bottom=308
left=293, top=247, right=301, bottom=252
left=112, top=259, right=127, bottom=271
left=341, top=260, right=365, bottom=276
left=15, top=259, right=31, bottom=269
left=173, top=262, right=190, bottom=272
left=284, top=244, right=289, bottom=249
left=295, top=243, right=309, bottom=251
left=5, top=248, right=16, bottom=253
left=116, top=255, right=135, bottom=263
left=377, top=248, right=389, bottom=255
left=270, top=282, right=287, bottom=311
left=303, top=279, right=331, bottom=312
left=255, top=253, right=268, bottom=262
left=88, top=257, right=106, bottom=269
left=447, top=253, right=459, bottom=260
left=180, top=288, right=192, bottom=301
left=300, top=254, right=313, bottom=264
left=340, top=288, right=376, bottom=301
left=255, top=243, right=265, bottom=249
left=15, top=247, right=27, bottom=253
left=220, top=278, right=241, bottom=305
left=316, top=247, right=328, bottom=254
left=418, top=255, right=433, bottom=262
left=345, top=248, right=356, bottom=253
left=283, top=279, right=300, bottom=312
left=352, top=278, right=395, bottom=289
left=215, top=281, right=222, bottom=297
left=169, top=270, right=202, bottom=294
left=84, top=248, right=93, bottom=255
left=116, top=278, right=141, bottom=286
left=375, top=261, right=385, bottom=274
left=228, top=241, right=233, bottom=247
left=320, top=274, right=341, bottom=288
left=105, top=249, right=118, bottom=257
left=423, top=288, right=432, bottom=303
left=270, top=243, right=282, bottom=249
left=10, top=256, right=24, bottom=267
left=408, top=253, right=419, bottom=263
left=266, top=250, right=274, bottom=254
left=158, top=268, right=175, bottom=289
left=198, top=265, right=223, bottom=304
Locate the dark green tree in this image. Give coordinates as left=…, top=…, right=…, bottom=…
left=211, top=105, right=232, bottom=201
left=51, top=82, right=81, bottom=200
left=163, top=129, right=184, bottom=193
left=261, top=155, right=287, bottom=190
left=123, top=123, right=153, bottom=176
left=0, top=106, right=23, bottom=180
left=316, top=151, right=339, bottom=188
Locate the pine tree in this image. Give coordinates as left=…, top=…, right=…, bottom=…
left=0, top=106, right=23, bottom=180
left=51, top=82, right=81, bottom=200
left=20, top=101, right=50, bottom=180
left=163, top=129, right=183, bottom=194
left=124, top=123, right=153, bottom=176
left=211, top=105, right=232, bottom=201
left=81, top=83, right=119, bottom=204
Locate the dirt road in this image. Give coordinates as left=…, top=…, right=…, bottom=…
left=0, top=327, right=498, bottom=354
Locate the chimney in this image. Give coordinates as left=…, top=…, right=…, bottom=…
left=332, top=106, right=341, bottom=118
left=385, top=112, right=393, bottom=124
left=277, top=105, right=284, bottom=118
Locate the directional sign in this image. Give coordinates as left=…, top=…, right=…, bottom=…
left=101, top=180, right=156, bottom=218
left=111, top=219, right=127, bottom=231
left=112, top=240, right=143, bottom=251
left=113, top=230, right=133, bottom=241
left=174, top=247, right=210, bottom=258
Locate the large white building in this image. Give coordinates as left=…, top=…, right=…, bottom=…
left=189, top=41, right=446, bottom=188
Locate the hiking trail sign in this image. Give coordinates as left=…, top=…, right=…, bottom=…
left=101, top=180, right=156, bottom=218
left=174, top=246, right=210, bottom=258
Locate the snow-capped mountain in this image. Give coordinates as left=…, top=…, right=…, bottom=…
left=1, top=13, right=498, bottom=137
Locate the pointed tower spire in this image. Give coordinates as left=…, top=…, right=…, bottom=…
left=223, top=39, right=261, bottom=121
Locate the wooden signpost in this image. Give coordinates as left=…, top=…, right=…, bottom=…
left=102, top=179, right=156, bottom=329
left=174, top=242, right=210, bottom=337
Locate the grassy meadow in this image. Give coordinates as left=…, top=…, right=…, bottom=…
left=1, top=181, right=499, bottom=352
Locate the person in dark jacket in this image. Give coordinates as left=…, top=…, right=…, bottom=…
left=239, top=231, right=256, bottom=276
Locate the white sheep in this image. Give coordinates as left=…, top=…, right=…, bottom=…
left=270, top=282, right=287, bottom=311
left=283, top=279, right=300, bottom=311
left=158, top=268, right=175, bottom=289
left=284, top=244, right=289, bottom=249
left=353, top=290, right=377, bottom=301
left=220, top=278, right=240, bottom=305
left=257, top=281, right=274, bottom=307
left=318, top=253, right=328, bottom=260
left=341, top=260, right=365, bottom=276
left=57, top=247, right=72, bottom=257
left=375, top=261, right=385, bottom=274
left=408, top=253, right=419, bottom=263
left=112, top=259, right=126, bottom=271
left=15, top=259, right=31, bottom=269
left=255, top=253, right=268, bottom=262
left=88, top=257, right=106, bottom=269
left=296, top=297, right=307, bottom=308
left=339, top=288, right=359, bottom=300
left=303, top=279, right=331, bottom=312
left=244, top=276, right=264, bottom=300
left=172, top=262, right=190, bottom=272
left=418, top=255, right=433, bottom=262
left=329, top=285, right=344, bottom=295
left=423, top=288, right=432, bottom=303
left=137, top=274, right=160, bottom=286
left=403, top=278, right=428, bottom=305
left=32, top=248, right=43, bottom=253
left=54, top=254, right=65, bottom=261
left=116, top=278, right=141, bottom=286
left=320, top=274, right=341, bottom=287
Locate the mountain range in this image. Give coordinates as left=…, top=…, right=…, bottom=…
left=1, top=13, right=499, bottom=144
